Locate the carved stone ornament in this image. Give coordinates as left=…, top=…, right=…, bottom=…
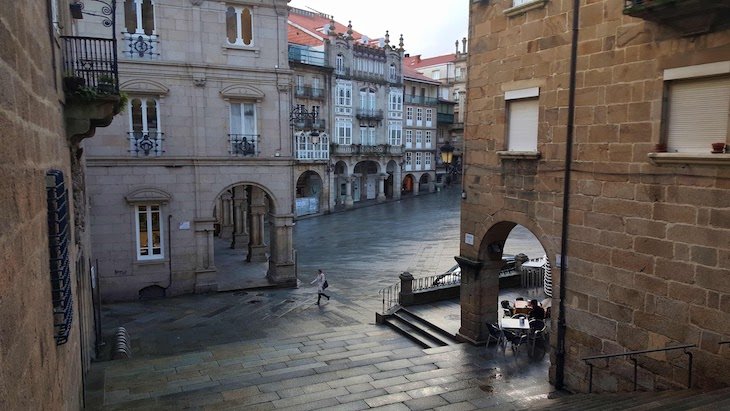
left=190, top=0, right=204, bottom=6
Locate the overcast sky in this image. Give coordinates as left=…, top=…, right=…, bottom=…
left=287, top=0, right=469, bottom=58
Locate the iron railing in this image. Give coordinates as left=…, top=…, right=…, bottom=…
left=412, top=273, right=459, bottom=292
left=379, top=282, right=400, bottom=314
left=128, top=131, right=164, bottom=156
left=122, top=33, right=160, bottom=59
left=229, top=134, right=259, bottom=157
left=582, top=344, right=697, bottom=393
left=405, top=95, right=439, bottom=105
left=294, top=86, right=326, bottom=100
left=61, top=36, right=118, bottom=95
left=356, top=109, right=384, bottom=121
left=46, top=170, right=73, bottom=345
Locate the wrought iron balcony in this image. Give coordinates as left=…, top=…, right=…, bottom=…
left=294, top=86, right=326, bottom=100
left=387, top=145, right=404, bottom=155
left=128, top=131, right=164, bottom=156
left=356, top=109, right=384, bottom=121
left=229, top=134, right=259, bottom=157
left=623, top=0, right=730, bottom=36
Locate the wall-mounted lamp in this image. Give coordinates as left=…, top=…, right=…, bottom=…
left=70, top=2, right=84, bottom=19
left=461, top=190, right=467, bottom=200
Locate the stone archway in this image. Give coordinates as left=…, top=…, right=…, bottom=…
left=212, top=183, right=295, bottom=291
left=295, top=170, right=324, bottom=217
left=352, top=160, right=383, bottom=202
left=402, top=174, right=415, bottom=195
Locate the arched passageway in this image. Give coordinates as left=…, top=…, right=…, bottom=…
left=295, top=170, right=324, bottom=217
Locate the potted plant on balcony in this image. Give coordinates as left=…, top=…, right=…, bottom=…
left=63, top=71, right=85, bottom=93
left=711, top=142, right=726, bottom=154
left=97, top=74, right=117, bottom=94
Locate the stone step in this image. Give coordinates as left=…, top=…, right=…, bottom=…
left=395, top=308, right=460, bottom=345
left=383, top=315, right=447, bottom=349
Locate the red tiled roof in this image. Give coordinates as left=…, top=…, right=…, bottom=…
left=287, top=8, right=365, bottom=47
left=405, top=53, right=457, bottom=69
left=403, top=65, right=439, bottom=84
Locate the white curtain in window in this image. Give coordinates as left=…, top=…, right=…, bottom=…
left=508, top=98, right=538, bottom=151
left=667, top=76, right=730, bottom=153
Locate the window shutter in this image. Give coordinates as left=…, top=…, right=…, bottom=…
left=667, top=77, right=730, bottom=153
left=508, top=98, right=539, bottom=151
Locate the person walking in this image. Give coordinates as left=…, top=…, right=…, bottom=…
left=311, top=269, right=330, bottom=305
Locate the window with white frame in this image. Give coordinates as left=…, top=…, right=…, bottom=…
left=406, top=107, right=414, bottom=126
left=405, top=129, right=413, bottom=146
left=388, top=121, right=402, bottom=146
left=360, top=126, right=376, bottom=145
left=336, top=54, right=345, bottom=74
left=129, top=97, right=163, bottom=156
left=135, top=204, right=163, bottom=260
left=389, top=64, right=397, bottom=82
left=406, top=152, right=412, bottom=166
left=415, top=130, right=422, bottom=145
left=425, top=153, right=432, bottom=169
left=432, top=70, right=440, bottom=80
left=124, top=0, right=156, bottom=35
left=664, top=65, right=730, bottom=153
left=389, top=90, right=403, bottom=112
left=336, top=117, right=352, bottom=145
left=360, top=88, right=376, bottom=110
left=506, top=87, right=539, bottom=151
left=415, top=152, right=422, bottom=167
left=336, top=81, right=352, bottom=106
left=425, top=108, right=433, bottom=126
left=425, top=130, right=432, bottom=146
left=230, top=102, right=258, bottom=155
left=312, top=77, right=321, bottom=98
left=226, top=5, right=253, bottom=46
left=416, top=108, right=423, bottom=126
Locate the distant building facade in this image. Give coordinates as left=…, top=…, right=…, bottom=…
left=463, top=0, right=730, bottom=393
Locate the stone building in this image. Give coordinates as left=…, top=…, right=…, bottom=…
left=1, top=1, right=122, bottom=408
left=462, top=0, right=730, bottom=393
left=402, top=67, right=440, bottom=194
left=84, top=0, right=295, bottom=301
left=288, top=8, right=408, bottom=207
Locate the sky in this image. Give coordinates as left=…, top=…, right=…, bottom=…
left=287, top=0, right=469, bottom=58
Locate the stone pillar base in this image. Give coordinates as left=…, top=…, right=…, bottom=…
left=266, top=262, right=296, bottom=285
left=195, top=268, right=217, bottom=293
left=248, top=244, right=268, bottom=262
left=232, top=233, right=249, bottom=249
left=456, top=332, right=485, bottom=346
left=377, top=194, right=386, bottom=202
left=218, top=225, right=234, bottom=240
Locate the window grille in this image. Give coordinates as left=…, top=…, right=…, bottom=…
left=45, top=170, right=73, bottom=345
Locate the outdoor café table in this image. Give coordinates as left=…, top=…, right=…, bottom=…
left=514, top=300, right=530, bottom=314
left=500, top=317, right=530, bottom=334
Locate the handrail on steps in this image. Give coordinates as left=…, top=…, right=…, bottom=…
left=581, top=344, right=697, bottom=393
left=378, top=282, right=400, bottom=314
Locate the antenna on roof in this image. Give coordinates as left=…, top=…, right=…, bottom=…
left=304, top=6, right=331, bottom=19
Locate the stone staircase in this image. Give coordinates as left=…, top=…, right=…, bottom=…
left=381, top=307, right=461, bottom=349
left=532, top=386, right=730, bottom=410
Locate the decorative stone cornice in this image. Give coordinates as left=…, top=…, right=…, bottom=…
left=125, top=187, right=172, bottom=204
left=120, top=79, right=170, bottom=95
left=220, top=84, right=265, bottom=101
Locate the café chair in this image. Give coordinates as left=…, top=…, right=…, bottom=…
left=502, top=329, right=526, bottom=354
left=485, top=322, right=504, bottom=348
left=527, top=319, right=548, bottom=358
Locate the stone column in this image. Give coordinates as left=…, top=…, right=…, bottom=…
left=218, top=191, right=234, bottom=240
left=232, top=186, right=248, bottom=249
left=266, top=214, right=296, bottom=285
left=344, top=176, right=354, bottom=208
left=398, top=272, right=414, bottom=306
left=394, top=168, right=402, bottom=200
left=456, top=255, right=501, bottom=345
left=248, top=187, right=268, bottom=262
left=193, top=218, right=217, bottom=293
left=377, top=174, right=387, bottom=202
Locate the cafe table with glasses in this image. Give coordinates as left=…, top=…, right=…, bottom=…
left=500, top=317, right=530, bottom=334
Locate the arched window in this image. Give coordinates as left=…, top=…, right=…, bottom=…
left=336, top=54, right=345, bottom=74
left=128, top=97, right=163, bottom=156
left=226, top=5, right=253, bottom=46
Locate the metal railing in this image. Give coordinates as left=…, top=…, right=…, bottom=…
left=122, top=33, right=160, bottom=59
left=356, top=109, right=383, bottom=121
left=412, top=273, right=459, bottom=292
left=228, top=134, right=259, bottom=157
left=405, top=95, right=439, bottom=106
left=288, top=45, right=326, bottom=66
left=61, top=36, right=118, bottom=95
left=379, top=282, right=400, bottom=314
left=128, top=131, right=164, bottom=156
left=294, top=86, right=326, bottom=99
left=582, top=344, right=697, bottom=393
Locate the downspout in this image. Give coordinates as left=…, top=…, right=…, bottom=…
left=165, top=214, right=173, bottom=293
left=555, top=0, right=580, bottom=391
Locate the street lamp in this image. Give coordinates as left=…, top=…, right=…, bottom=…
left=440, top=141, right=455, bottom=185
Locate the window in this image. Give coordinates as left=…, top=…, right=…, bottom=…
left=425, top=130, right=432, bottom=146
left=405, top=129, right=413, bottom=146
left=296, top=75, right=304, bottom=95
left=406, top=152, right=412, bottom=166
left=336, top=117, right=352, bottom=145
left=336, top=54, right=345, bottom=74
left=456, top=67, right=462, bottom=78
left=665, top=75, right=730, bottom=153
left=124, top=0, right=155, bottom=35
left=312, top=77, right=321, bottom=98
left=389, top=90, right=403, bottom=112
left=425, top=108, right=433, bottom=126
left=425, top=153, right=432, bottom=168
left=432, top=70, right=441, bottom=80
left=230, top=102, right=257, bottom=156
left=415, top=130, right=423, bottom=145
left=226, top=5, right=253, bottom=46
left=360, top=88, right=376, bottom=110
left=505, top=87, right=539, bottom=151
left=129, top=97, right=162, bottom=156
left=136, top=204, right=163, bottom=260
left=389, top=64, right=397, bottom=82
left=406, top=107, right=414, bottom=126
left=416, top=108, right=423, bottom=126
left=360, top=126, right=376, bottom=145
left=416, top=152, right=422, bottom=167
left=336, top=82, right=352, bottom=106
left=388, top=121, right=402, bottom=146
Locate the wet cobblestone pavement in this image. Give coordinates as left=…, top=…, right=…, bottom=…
left=87, top=188, right=553, bottom=409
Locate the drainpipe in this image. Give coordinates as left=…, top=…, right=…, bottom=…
left=556, top=0, right=580, bottom=391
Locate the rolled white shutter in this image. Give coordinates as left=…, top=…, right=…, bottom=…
left=508, top=98, right=539, bottom=151
left=667, top=77, right=730, bottom=153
